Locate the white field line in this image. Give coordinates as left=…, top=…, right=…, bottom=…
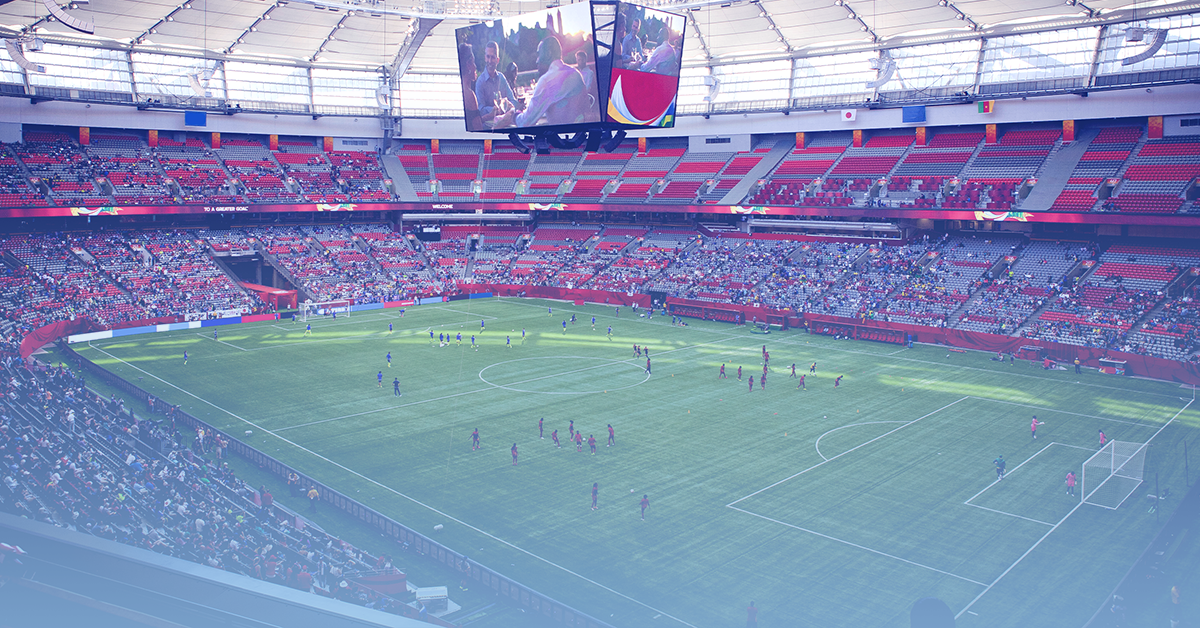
left=281, top=359, right=644, bottom=432
left=727, top=396, right=969, bottom=506
left=963, top=503, right=1055, bottom=527
left=965, top=397, right=1154, bottom=427
left=199, top=332, right=248, bottom=352
left=955, top=397, right=1194, bottom=619
left=764, top=335, right=1186, bottom=399
left=963, top=441, right=1058, bottom=505
left=280, top=336, right=742, bottom=431
left=813, top=421, right=908, bottom=462
left=431, top=306, right=499, bottom=320
left=728, top=506, right=988, bottom=587
left=86, top=343, right=700, bottom=628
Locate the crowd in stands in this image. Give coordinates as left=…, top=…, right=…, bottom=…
left=1, top=222, right=1198, bottom=363
left=0, top=359, right=427, bottom=617
left=3, top=124, right=1200, bottom=213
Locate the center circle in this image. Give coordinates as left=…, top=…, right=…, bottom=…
left=478, top=356, right=650, bottom=395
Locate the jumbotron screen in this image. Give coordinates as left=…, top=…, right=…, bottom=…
left=455, top=3, right=603, bottom=133
left=603, top=3, right=685, bottom=128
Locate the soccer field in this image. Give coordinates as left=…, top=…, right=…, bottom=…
left=72, top=298, right=1199, bottom=628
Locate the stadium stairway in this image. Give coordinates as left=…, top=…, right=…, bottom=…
left=380, top=154, right=420, bottom=201
left=1013, top=258, right=1102, bottom=337
left=718, top=141, right=794, bottom=205
left=1019, top=128, right=1099, bottom=211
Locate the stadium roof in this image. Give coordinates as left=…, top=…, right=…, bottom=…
left=0, top=0, right=1196, bottom=73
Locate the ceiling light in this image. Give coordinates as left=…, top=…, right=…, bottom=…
left=938, top=0, right=948, bottom=6
left=956, top=12, right=965, bottom=19
left=183, top=2, right=191, bottom=8
left=861, top=24, right=869, bottom=31
left=149, top=27, right=157, bottom=33
left=250, top=25, right=257, bottom=31
left=847, top=12, right=856, bottom=18
left=166, top=15, right=174, bottom=21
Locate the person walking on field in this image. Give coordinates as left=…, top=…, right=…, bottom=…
left=1065, top=470, right=1076, bottom=496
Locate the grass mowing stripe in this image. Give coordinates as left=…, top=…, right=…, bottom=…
left=86, top=341, right=701, bottom=628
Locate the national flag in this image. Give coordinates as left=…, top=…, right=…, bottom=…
left=978, top=100, right=995, bottom=114
left=841, top=109, right=857, bottom=122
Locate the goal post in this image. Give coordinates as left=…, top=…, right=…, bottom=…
left=1081, top=440, right=1147, bottom=510
left=301, top=299, right=352, bottom=321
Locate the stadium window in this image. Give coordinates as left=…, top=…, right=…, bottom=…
left=791, top=51, right=875, bottom=107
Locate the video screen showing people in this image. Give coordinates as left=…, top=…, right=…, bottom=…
left=605, top=3, right=685, bottom=128
left=455, top=3, right=602, bottom=132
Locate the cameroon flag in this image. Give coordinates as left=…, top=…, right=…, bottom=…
left=978, top=100, right=995, bottom=114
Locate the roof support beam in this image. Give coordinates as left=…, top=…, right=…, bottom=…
left=389, top=16, right=441, bottom=81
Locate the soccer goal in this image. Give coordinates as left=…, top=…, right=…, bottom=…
left=1081, top=440, right=1147, bottom=510
left=301, top=300, right=352, bottom=321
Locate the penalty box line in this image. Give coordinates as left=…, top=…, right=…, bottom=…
left=86, top=343, right=701, bottom=628
left=727, top=506, right=987, bottom=587
left=955, top=396, right=1195, bottom=620
left=727, top=396, right=970, bottom=507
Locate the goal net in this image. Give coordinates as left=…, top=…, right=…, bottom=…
left=301, top=300, right=352, bottom=321
left=1081, top=440, right=1147, bottom=510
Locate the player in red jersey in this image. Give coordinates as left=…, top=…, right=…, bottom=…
left=640, top=494, right=649, bottom=520
left=760, top=373, right=766, bottom=390
left=719, top=364, right=727, bottom=379
left=607, top=424, right=615, bottom=446
left=1098, top=430, right=1107, bottom=446
left=551, top=429, right=560, bottom=448
left=790, top=363, right=796, bottom=378
left=511, top=443, right=518, bottom=465
left=588, top=434, right=597, bottom=455
left=834, top=375, right=843, bottom=387
left=591, top=483, right=599, bottom=510
left=574, top=431, right=584, bottom=452
left=797, top=374, right=806, bottom=390
left=539, top=417, right=544, bottom=439
left=737, top=366, right=743, bottom=381
left=1030, top=415, right=1044, bottom=440
left=569, top=420, right=575, bottom=440
left=1065, top=470, right=1077, bottom=496
left=471, top=429, right=480, bottom=451
left=748, top=376, right=754, bottom=392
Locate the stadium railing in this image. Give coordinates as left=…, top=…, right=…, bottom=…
left=58, top=341, right=616, bottom=628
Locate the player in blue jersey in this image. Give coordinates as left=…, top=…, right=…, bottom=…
left=386, top=352, right=392, bottom=368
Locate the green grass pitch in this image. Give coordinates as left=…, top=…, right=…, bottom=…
left=70, top=298, right=1200, bottom=627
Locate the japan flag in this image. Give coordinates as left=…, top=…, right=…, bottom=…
left=841, top=109, right=857, bottom=122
